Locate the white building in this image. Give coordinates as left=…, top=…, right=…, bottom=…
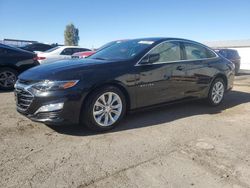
left=204, top=40, right=250, bottom=70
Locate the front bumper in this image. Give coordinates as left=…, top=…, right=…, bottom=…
left=15, top=85, right=87, bottom=125
left=18, top=109, right=65, bottom=125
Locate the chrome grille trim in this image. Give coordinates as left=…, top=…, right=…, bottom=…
left=15, top=81, right=34, bottom=112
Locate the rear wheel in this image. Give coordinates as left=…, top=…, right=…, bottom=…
left=207, top=78, right=225, bottom=106
left=0, top=68, right=18, bottom=90
left=81, top=86, right=126, bottom=131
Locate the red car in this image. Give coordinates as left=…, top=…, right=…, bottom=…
left=71, top=40, right=128, bottom=59
left=71, top=50, right=95, bottom=59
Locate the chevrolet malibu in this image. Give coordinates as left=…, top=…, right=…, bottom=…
left=15, top=38, right=235, bottom=131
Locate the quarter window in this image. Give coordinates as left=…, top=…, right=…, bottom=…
left=147, top=42, right=181, bottom=63
left=184, top=43, right=216, bottom=60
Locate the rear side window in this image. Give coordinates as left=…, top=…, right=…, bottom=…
left=148, top=41, right=181, bottom=63
left=35, top=44, right=50, bottom=51
left=184, top=43, right=216, bottom=60
left=228, top=50, right=239, bottom=59
left=218, top=49, right=239, bottom=59
left=72, top=48, right=89, bottom=53
left=60, top=48, right=73, bottom=55
left=218, top=50, right=228, bottom=58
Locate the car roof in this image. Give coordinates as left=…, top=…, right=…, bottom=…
left=0, top=43, right=34, bottom=54
left=132, top=37, right=197, bottom=42
left=59, top=46, right=84, bottom=49
left=26, top=43, right=51, bottom=46
left=128, top=37, right=209, bottom=47
left=58, top=46, right=90, bottom=51
left=216, top=48, right=238, bottom=52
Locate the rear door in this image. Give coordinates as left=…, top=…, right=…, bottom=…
left=181, top=42, right=219, bottom=97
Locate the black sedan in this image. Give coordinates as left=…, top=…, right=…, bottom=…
left=15, top=38, right=235, bottom=131
left=0, top=44, right=39, bottom=90
left=20, top=43, right=55, bottom=52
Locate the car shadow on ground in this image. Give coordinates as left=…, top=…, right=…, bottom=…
left=0, top=90, right=13, bottom=93
left=47, top=89, right=250, bottom=136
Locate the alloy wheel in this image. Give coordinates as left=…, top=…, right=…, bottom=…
left=93, top=92, right=122, bottom=127
left=211, top=81, right=224, bottom=104
left=0, top=71, right=17, bottom=88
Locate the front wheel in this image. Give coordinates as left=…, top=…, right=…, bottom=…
left=0, top=68, right=18, bottom=90
left=207, top=78, right=225, bottom=106
left=81, top=86, right=126, bottom=131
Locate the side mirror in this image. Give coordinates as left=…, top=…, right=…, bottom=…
left=140, top=53, right=160, bottom=64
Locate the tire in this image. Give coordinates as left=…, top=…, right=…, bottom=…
left=207, top=77, right=225, bottom=106
left=81, top=86, right=127, bottom=131
left=0, top=68, right=18, bottom=90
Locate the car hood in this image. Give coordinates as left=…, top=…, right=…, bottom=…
left=18, top=59, right=116, bottom=81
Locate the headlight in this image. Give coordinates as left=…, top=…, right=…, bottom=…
left=32, top=80, right=79, bottom=92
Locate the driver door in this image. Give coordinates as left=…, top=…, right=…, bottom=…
left=135, top=41, right=185, bottom=108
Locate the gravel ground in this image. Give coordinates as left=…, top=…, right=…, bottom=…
left=0, top=74, right=250, bottom=188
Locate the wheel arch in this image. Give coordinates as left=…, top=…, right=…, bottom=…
left=79, top=81, right=131, bottom=124
left=212, top=73, right=228, bottom=89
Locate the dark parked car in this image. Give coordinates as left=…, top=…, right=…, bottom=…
left=15, top=38, right=235, bottom=131
left=20, top=43, right=55, bottom=52
left=215, top=49, right=240, bottom=74
left=0, top=44, right=39, bottom=90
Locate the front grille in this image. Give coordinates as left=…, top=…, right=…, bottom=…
left=15, top=87, right=34, bottom=111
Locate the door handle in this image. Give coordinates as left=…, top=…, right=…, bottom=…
left=176, top=65, right=185, bottom=71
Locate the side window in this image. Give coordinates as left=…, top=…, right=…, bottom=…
left=60, top=48, right=73, bottom=55
left=73, top=48, right=80, bottom=53
left=36, top=44, right=44, bottom=51
left=40, top=45, right=49, bottom=51
left=228, top=50, right=239, bottom=59
left=219, top=50, right=228, bottom=58
left=184, top=43, right=216, bottom=60
left=73, top=48, right=85, bottom=53
left=148, top=42, right=181, bottom=63
left=28, top=46, right=35, bottom=51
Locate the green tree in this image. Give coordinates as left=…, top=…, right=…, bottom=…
left=64, top=23, right=80, bottom=46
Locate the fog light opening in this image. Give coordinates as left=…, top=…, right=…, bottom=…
left=35, top=102, right=64, bottom=114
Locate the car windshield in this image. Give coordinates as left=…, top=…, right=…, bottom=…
left=97, top=41, right=117, bottom=51
left=89, top=39, right=155, bottom=60
left=45, top=46, right=60, bottom=53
